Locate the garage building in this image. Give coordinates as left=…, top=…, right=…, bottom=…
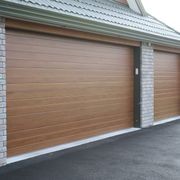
left=0, top=0, right=179, bottom=166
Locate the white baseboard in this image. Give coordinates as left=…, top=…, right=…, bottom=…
left=153, top=116, right=180, bottom=126
left=7, top=127, right=140, bottom=164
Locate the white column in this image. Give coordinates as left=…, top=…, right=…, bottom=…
left=0, top=17, right=6, bottom=167
left=140, top=42, right=154, bottom=128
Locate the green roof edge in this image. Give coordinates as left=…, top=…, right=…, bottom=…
left=0, top=1, right=180, bottom=48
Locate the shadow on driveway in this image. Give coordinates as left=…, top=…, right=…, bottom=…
left=1, top=120, right=180, bottom=180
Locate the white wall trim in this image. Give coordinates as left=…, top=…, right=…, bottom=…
left=154, top=116, right=180, bottom=126
left=7, top=128, right=140, bottom=164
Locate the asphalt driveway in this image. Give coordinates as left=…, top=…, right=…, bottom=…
left=1, top=120, right=180, bottom=180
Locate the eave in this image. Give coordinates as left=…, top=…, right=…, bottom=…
left=0, top=1, right=180, bottom=48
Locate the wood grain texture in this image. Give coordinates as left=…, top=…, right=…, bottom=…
left=153, top=45, right=180, bottom=54
left=7, top=29, right=134, bottom=156
left=154, top=51, right=180, bottom=121
left=6, top=19, right=140, bottom=47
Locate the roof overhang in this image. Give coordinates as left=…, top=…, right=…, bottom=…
left=0, top=1, right=180, bottom=48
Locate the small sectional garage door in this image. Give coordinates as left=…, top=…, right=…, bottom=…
left=154, top=51, right=180, bottom=121
left=6, top=29, right=134, bottom=156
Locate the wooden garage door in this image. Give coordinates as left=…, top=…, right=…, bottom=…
left=6, top=29, right=134, bottom=156
left=154, top=51, right=180, bottom=121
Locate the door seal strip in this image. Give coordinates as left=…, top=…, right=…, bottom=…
left=7, top=127, right=140, bottom=164
left=154, top=116, right=180, bottom=126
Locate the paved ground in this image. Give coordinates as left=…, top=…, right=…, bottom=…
left=1, top=120, right=180, bottom=180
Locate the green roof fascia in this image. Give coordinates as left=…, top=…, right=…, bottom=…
left=0, top=0, right=180, bottom=48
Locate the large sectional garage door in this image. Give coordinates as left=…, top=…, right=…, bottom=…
left=154, top=51, right=180, bottom=121
left=6, top=29, right=134, bottom=156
